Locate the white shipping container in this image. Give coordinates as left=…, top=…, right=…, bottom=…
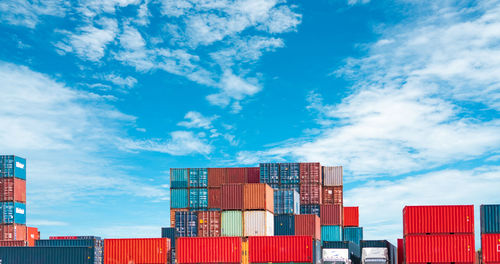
left=323, top=166, right=343, bottom=186
left=323, top=249, right=350, bottom=264
left=243, top=211, right=274, bottom=236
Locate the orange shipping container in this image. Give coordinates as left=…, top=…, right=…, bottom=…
left=0, top=224, right=26, bottom=241
left=0, top=178, right=26, bottom=202
left=104, top=238, right=171, bottom=264
left=343, top=206, right=359, bottom=227
left=323, top=186, right=342, bottom=205
left=198, top=211, right=221, bottom=237
left=295, top=215, right=321, bottom=241
left=243, top=183, right=274, bottom=213
left=170, top=209, right=188, bottom=228
left=208, top=168, right=226, bottom=187
left=26, top=227, right=39, bottom=246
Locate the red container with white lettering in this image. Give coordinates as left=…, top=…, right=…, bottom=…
left=482, top=233, right=500, bottom=264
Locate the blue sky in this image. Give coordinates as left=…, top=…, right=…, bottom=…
left=0, top=0, right=499, bottom=244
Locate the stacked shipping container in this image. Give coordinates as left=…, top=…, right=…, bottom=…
left=481, top=204, right=500, bottom=264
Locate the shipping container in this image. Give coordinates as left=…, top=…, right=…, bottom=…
left=397, top=239, right=403, bottom=264
left=161, top=227, right=176, bottom=248
left=189, top=168, right=208, bottom=188
left=0, top=246, right=94, bottom=263
left=0, top=240, right=26, bottom=246
left=481, top=204, right=500, bottom=234
left=247, top=167, right=260, bottom=183
left=104, top=238, right=170, bottom=264
left=280, top=163, right=300, bottom=184
left=260, top=163, right=280, bottom=185
left=274, top=189, right=300, bottom=214
left=0, top=178, right=26, bottom=203
left=197, top=211, right=221, bottom=237
left=171, top=168, right=189, bottom=188
left=177, top=237, right=242, bottom=263
left=403, top=205, right=474, bottom=235
left=226, top=168, right=246, bottom=184
left=221, top=210, right=243, bottom=237
left=360, top=240, right=397, bottom=264
left=26, top=226, right=39, bottom=246
left=0, top=156, right=26, bottom=180
left=323, top=241, right=361, bottom=264
left=344, top=206, right=359, bottom=227
left=300, top=183, right=322, bottom=205
left=275, top=215, right=295, bottom=236
left=171, top=189, right=189, bottom=209
left=175, top=211, right=198, bottom=237
left=170, top=209, right=188, bottom=228
left=321, top=204, right=343, bottom=226
left=313, top=239, right=321, bottom=264
left=321, top=225, right=342, bottom=242
left=481, top=233, right=500, bottom=263
left=295, top=215, right=321, bottom=241
left=171, top=248, right=176, bottom=264
left=323, top=166, right=342, bottom=186
left=248, top=236, right=313, bottom=263
left=343, top=227, right=363, bottom=245
left=404, top=234, right=475, bottom=263
left=300, top=163, right=321, bottom=184
left=0, top=202, right=26, bottom=224
left=0, top=224, right=26, bottom=240
left=323, top=186, right=343, bottom=205
left=189, top=188, right=208, bottom=208
left=243, top=183, right=274, bottom=213
left=208, top=187, right=221, bottom=209
left=208, top=168, right=226, bottom=187
left=221, top=184, right=243, bottom=210
left=300, top=204, right=321, bottom=217
left=244, top=210, right=274, bottom=236
left=36, top=238, right=103, bottom=264
left=282, top=183, right=300, bottom=194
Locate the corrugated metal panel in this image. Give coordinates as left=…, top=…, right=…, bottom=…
left=0, top=224, right=26, bottom=241
left=482, top=233, right=500, bottom=263
left=36, top=239, right=103, bottom=264
left=248, top=236, right=313, bottom=263
left=175, top=211, right=198, bottom=237
left=0, top=178, right=26, bottom=203
left=26, top=226, right=39, bottom=247
left=404, top=234, right=475, bottom=263
left=295, top=215, right=321, bottom=241
left=247, top=167, right=260, bottom=183
left=226, top=168, right=246, bottom=184
left=481, top=204, right=500, bottom=234
left=274, top=189, right=300, bottom=214
left=300, top=163, right=321, bottom=184
left=323, top=241, right=361, bottom=264
left=208, top=187, right=221, bottom=209
left=170, top=209, right=188, bottom=228
left=244, top=211, right=274, bottom=236
left=300, top=183, right=322, bottom=205
left=280, top=163, right=300, bottom=184
left=171, top=189, right=188, bottom=209
left=171, top=168, right=189, bottom=188
left=322, top=166, right=342, bottom=186
left=403, top=205, right=474, bottom=235
left=0, top=240, right=26, bottom=246
left=197, top=211, right=220, bottom=237
left=397, top=238, right=403, bottom=264
left=161, top=227, right=176, bottom=248
left=321, top=204, right=342, bottom=226
left=221, top=210, right=243, bottom=237
left=259, top=163, right=279, bottom=184
left=189, top=188, right=208, bottom=209
left=344, top=206, right=359, bottom=227
left=323, top=186, right=343, bottom=205
left=104, top=238, right=170, bottom=264
left=313, top=239, right=321, bottom=264
left=243, top=183, right=274, bottom=213
left=343, top=227, right=363, bottom=245
left=321, top=225, right=342, bottom=242
left=189, top=168, right=208, bottom=188
left=274, top=215, right=295, bottom=236
left=360, top=240, right=398, bottom=264
left=300, top=204, right=320, bottom=217
left=221, top=184, right=243, bottom=210
left=0, top=202, right=26, bottom=224
left=177, top=237, right=242, bottom=263
left=0, top=156, right=26, bottom=180
left=0, top=246, right=94, bottom=263
left=207, top=168, right=226, bottom=187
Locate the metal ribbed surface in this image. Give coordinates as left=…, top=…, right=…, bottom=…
left=170, top=168, right=189, bottom=188
left=403, top=205, right=474, bottom=235
left=208, top=187, right=221, bottom=209
left=244, top=210, right=274, bottom=236
left=300, top=163, right=321, bottom=184
left=279, top=163, right=300, bottom=184
left=221, top=210, right=242, bottom=237
left=189, top=168, right=207, bottom=188
left=221, top=184, right=243, bottom=210
left=243, top=183, right=273, bottom=213
left=0, top=246, right=94, bottom=264
left=197, top=211, right=220, bottom=237
left=405, top=234, right=475, bottom=263
left=343, top=227, right=363, bottom=245
left=300, top=183, right=322, bottom=205
left=322, top=166, right=342, bottom=186
left=175, top=211, right=198, bottom=237
left=322, top=186, right=343, bottom=205
left=171, top=189, right=188, bottom=209
left=321, top=204, right=343, bottom=226
left=481, top=204, right=500, bottom=234
left=177, top=237, right=242, bottom=263
left=104, top=238, right=170, bottom=264
left=295, top=214, right=321, bottom=240
left=247, top=167, right=260, bottom=183
left=481, top=233, right=500, bottom=263
left=343, top=206, right=359, bottom=227
left=207, top=168, right=226, bottom=187
left=248, top=236, right=313, bottom=263
left=321, top=225, right=342, bottom=242
left=274, top=214, right=295, bottom=236
left=259, top=163, right=279, bottom=184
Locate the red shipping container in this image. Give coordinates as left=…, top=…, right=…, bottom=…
left=247, top=167, right=260, bottom=183
left=343, top=206, right=359, bottom=227
left=0, top=178, right=26, bottom=202
left=403, top=205, right=474, bottom=235
left=397, top=238, right=403, bottom=264
left=177, top=237, right=242, bottom=263
left=321, top=204, right=343, bottom=226
left=482, top=234, right=500, bottom=264
left=0, top=224, right=26, bottom=241
left=104, top=238, right=170, bottom=264
left=221, top=184, right=243, bottom=210
left=300, top=183, right=322, bottom=204
left=295, top=215, right=321, bottom=240
left=0, top=240, right=26, bottom=246
left=300, top=163, right=321, bottom=184
left=208, top=168, right=226, bottom=187
left=197, top=211, right=221, bottom=237
left=208, top=188, right=221, bottom=209
left=405, top=234, right=475, bottom=263
left=323, top=186, right=343, bottom=205
left=26, top=227, right=39, bottom=246
left=49, top=236, right=78, bottom=239
left=226, top=168, right=246, bottom=184
left=248, top=236, right=313, bottom=263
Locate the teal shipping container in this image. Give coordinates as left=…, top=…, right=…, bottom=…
left=274, top=215, right=295, bottom=236
left=0, top=155, right=26, bottom=180
left=343, top=227, right=363, bottom=245
left=260, top=163, right=279, bottom=184
left=189, top=168, right=208, bottom=187
left=171, top=189, right=188, bottom=208
left=1, top=202, right=26, bottom=224
left=36, top=239, right=103, bottom=264
left=189, top=188, right=208, bottom=208
left=279, top=163, right=300, bottom=184
left=481, top=204, right=500, bottom=234
left=321, top=225, right=342, bottom=242
left=0, top=246, right=94, bottom=264
left=171, top=168, right=189, bottom=188
left=221, top=210, right=242, bottom=236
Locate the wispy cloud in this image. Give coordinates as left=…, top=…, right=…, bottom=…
left=105, top=74, right=138, bottom=89
left=178, top=111, right=218, bottom=129
left=0, top=0, right=66, bottom=28
left=121, top=131, right=213, bottom=155
left=29, top=220, right=69, bottom=226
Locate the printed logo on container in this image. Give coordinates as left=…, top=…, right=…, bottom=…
left=15, top=207, right=25, bottom=214
left=15, top=162, right=24, bottom=169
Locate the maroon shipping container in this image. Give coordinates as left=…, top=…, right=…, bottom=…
left=300, top=183, right=322, bottom=205
left=177, top=237, right=242, bottom=264
left=221, top=184, right=243, bottom=210
left=0, top=178, right=26, bottom=202
left=403, top=205, right=474, bottom=235
left=208, top=168, right=226, bottom=187
left=321, top=204, right=343, bottom=226
left=197, top=211, right=221, bottom=237
left=226, top=168, right=246, bottom=184
left=208, top=188, right=221, bottom=209
left=323, top=186, right=342, bottom=205
left=0, top=240, right=26, bottom=246
left=482, top=233, right=500, bottom=264
left=295, top=215, right=321, bottom=240
left=248, top=236, right=313, bottom=263
left=300, top=163, right=321, bottom=184
left=405, top=234, right=475, bottom=263
left=397, top=238, right=403, bottom=264
left=246, top=167, right=260, bottom=183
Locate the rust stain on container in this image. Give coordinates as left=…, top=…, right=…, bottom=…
left=322, top=186, right=342, bottom=205
left=208, top=187, right=221, bottom=209
left=300, top=163, right=321, bottom=184
left=243, top=183, right=274, bottom=213
left=197, top=211, right=221, bottom=237
left=300, top=183, right=322, bottom=205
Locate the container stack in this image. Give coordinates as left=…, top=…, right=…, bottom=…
left=403, top=205, right=476, bottom=264
left=37, top=236, right=103, bottom=264
left=480, top=204, right=500, bottom=264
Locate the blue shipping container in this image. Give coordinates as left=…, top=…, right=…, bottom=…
left=300, top=204, right=320, bottom=217
left=321, top=225, right=342, bottom=242
left=1, top=202, right=26, bottom=224
left=35, top=239, right=103, bottom=264
left=189, top=189, right=208, bottom=208
left=360, top=240, right=397, bottom=264
left=281, top=184, right=300, bottom=194
left=0, top=246, right=94, bottom=264
left=274, top=189, right=300, bottom=214
left=274, top=215, right=295, bottom=236
left=171, top=189, right=189, bottom=208
left=171, top=168, right=189, bottom=188
left=279, top=163, right=300, bottom=184
left=175, top=211, right=198, bottom=237
left=0, top=155, right=26, bottom=180
left=343, top=227, right=363, bottom=245
left=323, top=241, right=361, bottom=264
left=260, top=163, right=279, bottom=184
left=481, top=204, right=500, bottom=234
left=161, top=227, right=176, bottom=248
left=189, top=168, right=208, bottom=188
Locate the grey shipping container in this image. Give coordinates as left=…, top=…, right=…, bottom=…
left=360, top=240, right=397, bottom=264
left=481, top=204, right=500, bottom=234
left=36, top=239, right=103, bottom=264
left=313, top=239, right=322, bottom=264
left=162, top=227, right=176, bottom=248
left=0, top=246, right=94, bottom=264
left=323, top=241, right=361, bottom=264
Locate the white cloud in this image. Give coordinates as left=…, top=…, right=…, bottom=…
left=78, top=0, right=141, bottom=17
left=28, top=220, right=69, bottom=226
left=347, top=0, right=371, bottom=5
left=177, top=111, right=218, bottom=129
left=121, top=131, right=213, bottom=155
left=0, top=0, right=66, bottom=28
left=105, top=74, right=138, bottom=89
left=207, top=70, right=261, bottom=112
